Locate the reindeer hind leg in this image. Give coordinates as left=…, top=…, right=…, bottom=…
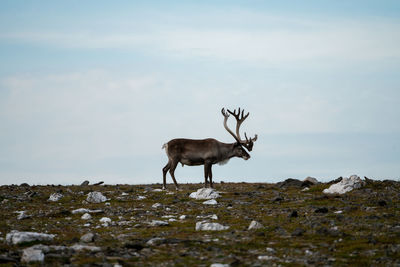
left=169, top=160, right=180, bottom=190
left=162, top=161, right=171, bottom=190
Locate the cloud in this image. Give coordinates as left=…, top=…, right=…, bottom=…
left=1, top=15, right=399, bottom=65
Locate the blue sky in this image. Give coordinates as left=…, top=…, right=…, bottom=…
left=0, top=1, right=399, bottom=185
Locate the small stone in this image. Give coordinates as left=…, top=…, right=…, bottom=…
left=258, top=255, right=277, bottom=261
left=48, top=192, right=63, bottom=202
left=179, top=215, right=187, bottom=220
left=16, top=211, right=30, bottom=220
left=195, top=222, right=229, bottom=231
left=189, top=188, right=220, bottom=200
left=99, top=217, right=112, bottom=226
left=21, top=247, right=44, bottom=263
left=210, top=264, right=230, bottom=267
left=146, top=237, right=165, bottom=246
left=80, top=233, right=95, bottom=243
left=72, top=208, right=103, bottom=214
left=149, top=220, right=169, bottom=227
left=203, top=199, right=218, bottom=205
left=70, top=244, right=101, bottom=252
left=86, top=191, right=107, bottom=203
left=81, top=213, right=92, bottom=220
left=6, top=230, right=55, bottom=245
left=152, top=203, right=162, bottom=209
left=248, top=220, right=264, bottom=230
left=304, top=177, right=319, bottom=185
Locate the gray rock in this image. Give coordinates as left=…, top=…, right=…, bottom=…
left=81, top=213, right=92, bottom=220
left=81, top=180, right=90, bottom=186
left=6, top=230, right=55, bottom=245
left=149, top=220, right=169, bottom=227
left=196, top=222, right=229, bottom=231
left=80, top=233, right=95, bottom=243
left=70, top=244, right=101, bottom=252
left=16, top=211, right=30, bottom=220
left=86, top=191, right=108, bottom=203
left=304, top=177, right=319, bottom=185
left=21, top=247, right=44, bottom=263
left=72, top=208, right=103, bottom=214
left=203, top=199, right=218, bottom=205
left=48, top=192, right=63, bottom=202
left=248, top=220, right=264, bottom=230
left=189, top=188, right=220, bottom=200
left=323, top=175, right=365, bottom=194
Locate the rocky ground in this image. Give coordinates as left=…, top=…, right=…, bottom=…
left=1, top=177, right=400, bottom=266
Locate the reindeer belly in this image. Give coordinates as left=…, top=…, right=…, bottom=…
left=180, top=158, right=204, bottom=166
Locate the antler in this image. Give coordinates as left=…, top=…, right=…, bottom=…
left=221, top=108, right=241, bottom=144
left=221, top=107, right=258, bottom=151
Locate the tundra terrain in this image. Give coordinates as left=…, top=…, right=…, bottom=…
left=1, top=178, right=399, bottom=266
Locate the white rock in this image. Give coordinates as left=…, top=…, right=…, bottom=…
left=6, top=230, right=55, bottom=245
left=195, top=222, right=229, bottom=231
left=149, top=220, right=169, bottom=226
left=71, top=208, right=103, bottom=214
left=152, top=203, right=162, bottom=208
left=121, top=192, right=129, bottom=196
left=301, top=187, right=310, bottom=192
left=334, top=210, right=343, bottom=214
left=210, top=264, right=230, bottom=267
left=169, top=218, right=177, bottom=222
left=21, top=247, right=44, bottom=262
left=99, top=217, right=112, bottom=226
left=258, top=255, right=277, bottom=261
left=189, top=188, right=220, bottom=200
left=152, top=189, right=163, bottom=192
left=304, top=177, right=319, bottom=184
left=323, top=175, right=365, bottom=194
left=16, top=211, right=30, bottom=220
left=196, top=214, right=218, bottom=220
left=81, top=213, right=92, bottom=220
left=248, top=220, right=264, bottom=230
left=179, top=215, right=187, bottom=220
left=86, top=191, right=108, bottom=203
left=203, top=199, right=218, bottom=205
left=70, top=244, right=101, bottom=252
left=48, top=192, right=63, bottom=202
left=137, top=195, right=146, bottom=200
left=161, top=215, right=176, bottom=218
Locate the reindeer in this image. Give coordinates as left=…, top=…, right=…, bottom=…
left=162, top=108, right=257, bottom=190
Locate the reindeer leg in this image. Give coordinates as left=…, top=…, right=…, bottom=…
left=204, top=163, right=210, bottom=188
left=169, top=160, right=180, bottom=190
left=162, top=161, right=171, bottom=190
left=209, top=165, right=213, bottom=188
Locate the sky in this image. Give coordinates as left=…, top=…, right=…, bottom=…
left=0, top=1, right=399, bottom=185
